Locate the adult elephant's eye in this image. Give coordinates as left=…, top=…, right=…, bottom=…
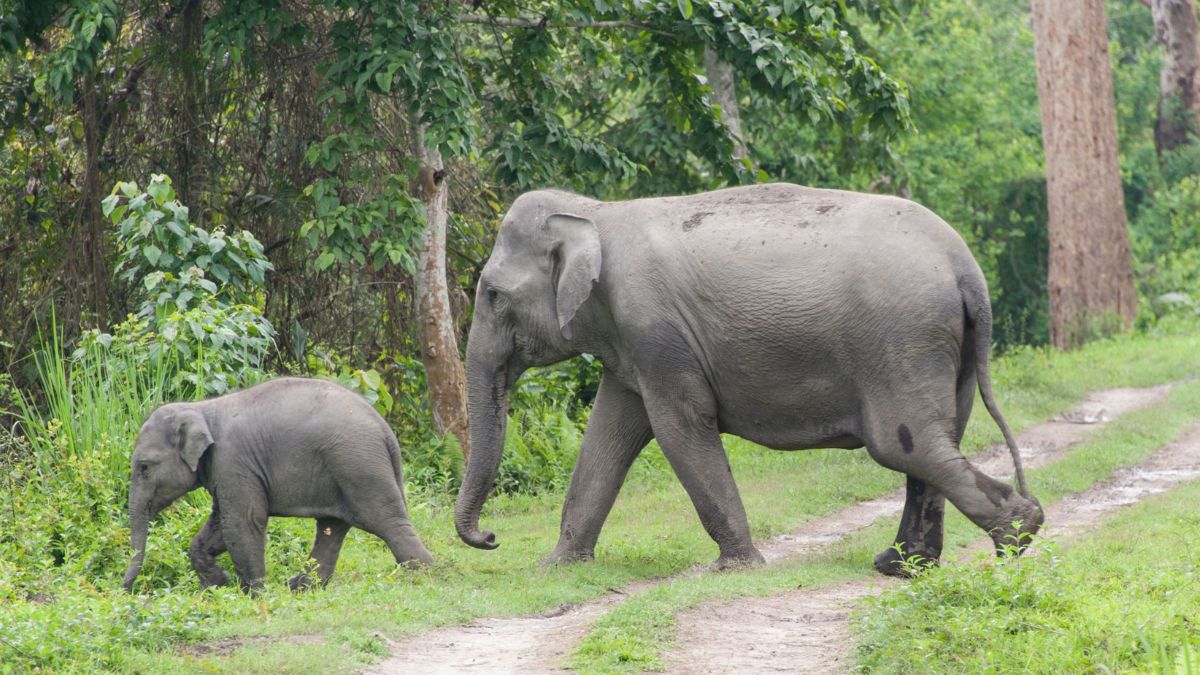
left=486, top=287, right=499, bottom=304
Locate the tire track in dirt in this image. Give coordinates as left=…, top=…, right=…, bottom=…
left=368, top=384, right=1173, bottom=674
left=665, top=390, right=1200, bottom=675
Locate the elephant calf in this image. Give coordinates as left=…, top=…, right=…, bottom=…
left=122, top=377, right=433, bottom=593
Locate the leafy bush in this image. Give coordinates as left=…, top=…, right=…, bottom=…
left=496, top=402, right=585, bottom=496
left=1132, top=176, right=1200, bottom=324
left=93, top=175, right=276, bottom=396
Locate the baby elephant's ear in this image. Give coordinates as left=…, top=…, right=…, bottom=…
left=176, top=409, right=213, bottom=472
left=546, top=213, right=601, bottom=340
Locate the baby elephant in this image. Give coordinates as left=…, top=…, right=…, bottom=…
left=121, top=377, right=433, bottom=593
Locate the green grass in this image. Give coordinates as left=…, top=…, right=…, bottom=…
left=857, top=455, right=1200, bottom=672
left=1, top=324, right=1199, bottom=672
left=567, top=379, right=1200, bottom=672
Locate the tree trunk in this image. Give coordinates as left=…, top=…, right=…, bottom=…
left=411, top=120, right=471, bottom=460
left=1150, top=0, right=1200, bottom=155
left=174, top=0, right=204, bottom=210
left=1030, top=0, right=1137, bottom=350
left=704, top=47, right=746, bottom=163
left=78, top=72, right=108, bottom=329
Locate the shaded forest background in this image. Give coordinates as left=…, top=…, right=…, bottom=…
left=1, top=0, right=1198, bottom=481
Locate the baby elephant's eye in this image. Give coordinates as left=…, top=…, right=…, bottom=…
left=138, top=463, right=150, bottom=476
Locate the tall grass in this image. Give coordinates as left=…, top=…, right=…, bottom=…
left=13, top=319, right=185, bottom=482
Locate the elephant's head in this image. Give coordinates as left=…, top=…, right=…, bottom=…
left=454, top=192, right=602, bottom=550
left=122, top=404, right=212, bottom=591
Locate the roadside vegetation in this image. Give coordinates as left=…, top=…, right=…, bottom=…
left=857, top=462, right=1200, bottom=673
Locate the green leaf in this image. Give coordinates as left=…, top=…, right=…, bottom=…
left=316, top=252, right=336, bottom=271
left=101, top=194, right=120, bottom=217
left=143, top=271, right=164, bottom=291
left=146, top=179, right=171, bottom=205
left=677, top=0, right=693, bottom=19
left=142, top=244, right=162, bottom=266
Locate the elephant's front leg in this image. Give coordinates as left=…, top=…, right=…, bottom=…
left=218, top=489, right=269, bottom=593
left=189, top=508, right=230, bottom=588
left=545, top=375, right=654, bottom=565
left=644, top=384, right=764, bottom=569
left=873, top=476, right=946, bottom=577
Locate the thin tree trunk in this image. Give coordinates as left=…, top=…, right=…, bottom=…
left=1150, top=0, right=1200, bottom=154
left=412, top=119, right=471, bottom=459
left=78, top=72, right=108, bottom=329
left=1030, top=0, right=1137, bottom=349
left=704, top=47, right=746, bottom=163
left=174, top=0, right=204, bottom=210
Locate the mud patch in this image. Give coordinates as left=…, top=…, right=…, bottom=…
left=367, top=594, right=625, bottom=675
left=682, top=211, right=713, bottom=232
left=663, top=579, right=892, bottom=675
left=178, top=633, right=324, bottom=658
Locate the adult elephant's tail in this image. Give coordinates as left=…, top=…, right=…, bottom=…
left=961, top=277, right=1032, bottom=499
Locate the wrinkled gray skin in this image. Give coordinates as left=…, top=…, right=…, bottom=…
left=455, top=183, right=1043, bottom=575
left=122, top=378, right=433, bottom=593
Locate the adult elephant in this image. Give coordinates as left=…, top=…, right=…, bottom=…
left=454, top=183, right=1043, bottom=575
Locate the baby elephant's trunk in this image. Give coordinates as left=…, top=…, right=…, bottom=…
left=122, top=499, right=150, bottom=591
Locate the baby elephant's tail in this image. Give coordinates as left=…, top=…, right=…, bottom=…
left=383, top=427, right=410, bottom=511
left=961, top=278, right=1031, bottom=499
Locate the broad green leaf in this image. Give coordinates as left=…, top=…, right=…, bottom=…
left=142, top=244, right=162, bottom=266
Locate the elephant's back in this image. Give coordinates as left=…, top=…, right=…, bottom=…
left=602, top=183, right=979, bottom=315
left=628, top=183, right=969, bottom=266
left=211, top=377, right=390, bottom=452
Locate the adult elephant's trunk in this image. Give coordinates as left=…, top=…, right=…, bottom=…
left=122, top=485, right=151, bottom=591
left=454, top=352, right=511, bottom=549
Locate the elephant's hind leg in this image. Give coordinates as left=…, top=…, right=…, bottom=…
left=346, top=485, right=433, bottom=567
left=873, top=476, right=946, bottom=577
left=289, top=517, right=351, bottom=591
left=189, top=509, right=230, bottom=588
left=864, top=411, right=1043, bottom=570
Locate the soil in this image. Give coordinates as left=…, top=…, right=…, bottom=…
left=177, top=633, right=324, bottom=658
left=371, top=383, right=1178, bottom=674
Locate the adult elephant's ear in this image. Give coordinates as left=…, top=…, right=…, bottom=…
left=546, top=213, right=601, bottom=340
left=175, top=409, right=214, bottom=472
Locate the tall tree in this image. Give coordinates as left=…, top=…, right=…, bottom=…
left=1148, top=0, right=1200, bottom=155
left=1030, top=0, right=1137, bottom=349
left=703, top=48, right=746, bottom=163
left=412, top=115, right=470, bottom=457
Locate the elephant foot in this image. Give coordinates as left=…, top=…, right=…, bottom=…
left=540, top=547, right=595, bottom=567
left=989, top=495, right=1044, bottom=557
left=873, top=546, right=940, bottom=578
left=197, top=569, right=230, bottom=589
left=713, top=546, right=766, bottom=571
left=288, top=572, right=317, bottom=592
